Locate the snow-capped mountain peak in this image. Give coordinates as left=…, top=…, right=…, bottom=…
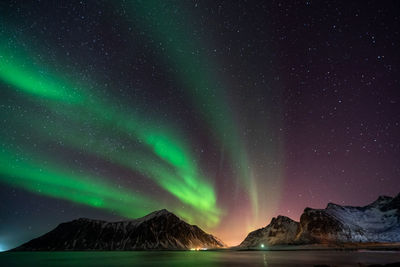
left=240, top=193, right=400, bottom=248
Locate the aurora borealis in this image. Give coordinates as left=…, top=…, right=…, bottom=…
left=1, top=0, right=400, bottom=250
left=0, top=31, right=221, bottom=226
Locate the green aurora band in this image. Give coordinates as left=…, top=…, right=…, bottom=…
left=125, top=0, right=259, bottom=219
left=0, top=38, right=221, bottom=226
left=39, top=117, right=221, bottom=226
left=0, top=148, right=158, bottom=218
left=0, top=42, right=84, bottom=103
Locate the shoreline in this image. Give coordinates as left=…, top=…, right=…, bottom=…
left=3, top=243, right=400, bottom=253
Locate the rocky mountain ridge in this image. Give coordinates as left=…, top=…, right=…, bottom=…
left=240, top=193, right=400, bottom=248
left=13, top=209, right=226, bottom=251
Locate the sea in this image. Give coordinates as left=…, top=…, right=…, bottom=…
left=0, top=250, right=399, bottom=266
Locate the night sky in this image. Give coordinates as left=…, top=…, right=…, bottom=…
left=1, top=0, right=400, bottom=250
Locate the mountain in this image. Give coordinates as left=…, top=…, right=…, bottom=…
left=13, top=209, right=226, bottom=251
left=240, top=216, right=299, bottom=247
left=240, top=193, right=400, bottom=248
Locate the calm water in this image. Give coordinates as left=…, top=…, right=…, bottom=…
left=0, top=251, right=399, bottom=266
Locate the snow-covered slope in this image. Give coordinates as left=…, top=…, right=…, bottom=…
left=301, top=194, right=400, bottom=243
left=240, top=193, right=400, bottom=248
left=13, top=209, right=226, bottom=251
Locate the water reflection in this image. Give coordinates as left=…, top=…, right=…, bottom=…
left=263, top=252, right=268, bottom=266
left=0, top=251, right=398, bottom=266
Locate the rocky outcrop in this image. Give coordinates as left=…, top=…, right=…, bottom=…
left=240, top=215, right=299, bottom=247
left=13, top=209, right=226, bottom=251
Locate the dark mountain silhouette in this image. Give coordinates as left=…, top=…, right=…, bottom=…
left=13, top=209, right=226, bottom=251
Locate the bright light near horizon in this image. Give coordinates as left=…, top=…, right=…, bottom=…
left=190, top=247, right=208, bottom=251
left=260, top=244, right=265, bottom=248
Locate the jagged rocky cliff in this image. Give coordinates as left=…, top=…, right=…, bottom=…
left=13, top=209, right=226, bottom=251
left=239, top=216, right=299, bottom=247
left=240, top=194, right=400, bottom=248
